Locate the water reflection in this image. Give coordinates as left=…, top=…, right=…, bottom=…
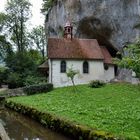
left=0, top=108, right=72, bottom=140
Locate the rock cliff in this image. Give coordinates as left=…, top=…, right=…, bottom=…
left=45, top=0, right=140, bottom=54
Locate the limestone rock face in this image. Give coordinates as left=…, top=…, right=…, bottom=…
left=46, top=0, right=140, bottom=51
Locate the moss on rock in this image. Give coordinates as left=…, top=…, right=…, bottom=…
left=5, top=100, right=123, bottom=140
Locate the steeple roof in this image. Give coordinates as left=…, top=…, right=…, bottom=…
left=64, top=20, right=72, bottom=27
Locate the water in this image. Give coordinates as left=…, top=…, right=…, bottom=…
left=0, top=108, right=72, bottom=140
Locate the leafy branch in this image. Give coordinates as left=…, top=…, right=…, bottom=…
left=66, top=66, right=79, bottom=92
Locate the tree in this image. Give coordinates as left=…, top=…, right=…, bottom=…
left=0, top=0, right=48, bottom=88
left=28, top=25, right=46, bottom=61
left=114, top=41, right=140, bottom=78
left=0, top=35, right=12, bottom=60
left=0, top=13, right=13, bottom=61
left=66, top=66, right=79, bottom=90
left=0, top=13, right=8, bottom=31
left=3, top=0, right=31, bottom=52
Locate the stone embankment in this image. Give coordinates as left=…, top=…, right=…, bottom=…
left=0, top=122, right=10, bottom=140
left=5, top=101, right=123, bottom=140
left=0, top=88, right=25, bottom=102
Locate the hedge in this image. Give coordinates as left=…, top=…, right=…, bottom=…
left=5, top=101, right=123, bottom=140
left=23, top=83, right=53, bottom=95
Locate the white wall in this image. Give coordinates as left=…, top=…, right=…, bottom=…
left=49, top=59, right=115, bottom=87
left=104, top=65, right=115, bottom=82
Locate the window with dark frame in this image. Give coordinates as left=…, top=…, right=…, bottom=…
left=104, top=63, right=109, bottom=70
left=83, top=61, right=89, bottom=73
left=60, top=61, right=66, bottom=73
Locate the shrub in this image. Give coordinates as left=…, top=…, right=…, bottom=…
left=7, top=72, right=24, bottom=89
left=0, top=66, right=9, bottom=85
left=24, top=75, right=47, bottom=86
left=23, top=83, right=53, bottom=95
left=89, top=80, right=106, bottom=88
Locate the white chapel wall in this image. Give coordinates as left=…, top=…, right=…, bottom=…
left=104, top=65, right=115, bottom=82
left=50, top=59, right=108, bottom=87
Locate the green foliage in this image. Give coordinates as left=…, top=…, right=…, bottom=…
left=6, top=83, right=140, bottom=139
left=0, top=13, right=8, bottom=31
left=27, top=49, right=43, bottom=65
left=0, top=0, right=47, bottom=88
left=2, top=0, right=31, bottom=52
left=5, top=101, right=119, bottom=140
left=24, top=75, right=47, bottom=86
left=0, top=66, right=9, bottom=85
left=7, top=72, right=24, bottom=89
left=0, top=35, right=12, bottom=60
left=41, top=0, right=57, bottom=13
left=5, top=52, right=37, bottom=74
left=3, top=44, right=46, bottom=88
left=66, top=66, right=79, bottom=87
left=66, top=67, right=78, bottom=79
left=5, top=51, right=41, bottom=88
left=114, top=41, right=140, bottom=78
left=28, top=25, right=47, bottom=61
left=89, top=80, right=106, bottom=88
left=23, top=83, right=53, bottom=95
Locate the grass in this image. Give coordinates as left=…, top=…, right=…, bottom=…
left=7, top=83, right=140, bottom=139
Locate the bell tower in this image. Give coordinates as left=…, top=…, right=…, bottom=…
left=64, top=20, right=73, bottom=39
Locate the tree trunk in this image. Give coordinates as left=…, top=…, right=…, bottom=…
left=71, top=78, right=77, bottom=92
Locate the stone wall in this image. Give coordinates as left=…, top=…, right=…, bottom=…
left=0, top=122, right=10, bottom=140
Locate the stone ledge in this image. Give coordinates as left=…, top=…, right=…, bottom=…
left=0, top=122, right=10, bottom=140
left=5, top=101, right=123, bottom=140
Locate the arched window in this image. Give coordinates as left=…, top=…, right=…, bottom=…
left=104, top=64, right=109, bottom=70
left=83, top=61, right=89, bottom=73
left=60, top=61, right=66, bottom=73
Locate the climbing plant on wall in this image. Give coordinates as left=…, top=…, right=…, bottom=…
left=114, top=40, right=140, bottom=78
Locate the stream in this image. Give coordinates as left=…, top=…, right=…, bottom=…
left=0, top=107, right=72, bottom=140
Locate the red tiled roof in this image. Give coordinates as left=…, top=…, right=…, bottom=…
left=100, top=46, right=113, bottom=64
left=48, top=38, right=104, bottom=60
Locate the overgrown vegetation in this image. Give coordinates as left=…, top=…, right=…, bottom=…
left=114, top=40, right=140, bottom=78
left=24, top=75, right=47, bottom=86
left=0, top=0, right=47, bottom=88
left=5, top=101, right=119, bottom=140
left=89, top=80, right=106, bottom=88
left=0, top=66, right=9, bottom=86
left=7, top=83, right=140, bottom=139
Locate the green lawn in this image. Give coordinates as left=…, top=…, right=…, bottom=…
left=7, top=83, right=140, bottom=139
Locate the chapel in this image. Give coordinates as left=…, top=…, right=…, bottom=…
left=47, top=21, right=115, bottom=87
